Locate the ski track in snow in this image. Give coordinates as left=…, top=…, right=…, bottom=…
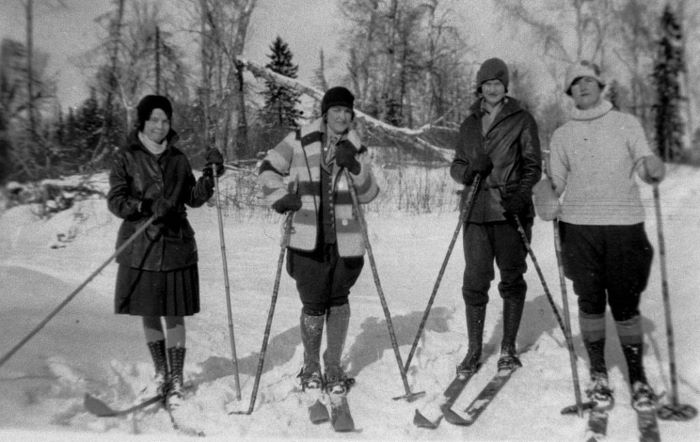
left=1, top=166, right=699, bottom=441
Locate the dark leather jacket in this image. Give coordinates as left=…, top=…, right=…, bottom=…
left=107, top=130, right=213, bottom=271
left=450, top=97, right=542, bottom=222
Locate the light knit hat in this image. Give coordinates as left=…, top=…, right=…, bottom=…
left=565, top=60, right=604, bottom=96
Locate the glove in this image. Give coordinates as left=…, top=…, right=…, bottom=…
left=641, top=155, right=665, bottom=184
left=335, top=140, right=361, bottom=174
left=272, top=193, right=302, bottom=214
left=501, top=192, right=531, bottom=217
left=463, top=152, right=493, bottom=184
left=139, top=198, right=153, bottom=216
left=152, top=198, right=174, bottom=219
left=204, top=148, right=225, bottom=177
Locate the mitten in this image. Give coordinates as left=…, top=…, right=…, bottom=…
left=205, top=148, right=225, bottom=177
left=272, top=193, right=302, bottom=214
left=641, top=155, right=665, bottom=184
left=335, top=140, right=361, bottom=174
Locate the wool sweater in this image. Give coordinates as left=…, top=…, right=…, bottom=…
left=258, top=118, right=379, bottom=257
left=549, top=100, right=653, bottom=225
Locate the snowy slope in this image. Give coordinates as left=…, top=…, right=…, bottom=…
left=0, top=166, right=699, bottom=441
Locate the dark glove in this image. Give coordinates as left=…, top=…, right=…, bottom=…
left=463, top=152, right=493, bottom=184
left=335, top=141, right=361, bottom=175
left=139, top=198, right=153, bottom=216
left=152, top=198, right=174, bottom=219
left=272, top=193, right=302, bottom=214
left=204, top=148, right=225, bottom=177
left=501, top=192, right=531, bottom=217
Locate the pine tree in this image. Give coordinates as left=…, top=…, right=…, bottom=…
left=261, top=36, right=302, bottom=129
left=652, top=4, right=684, bottom=162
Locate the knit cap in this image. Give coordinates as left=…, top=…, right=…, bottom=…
left=321, top=87, right=355, bottom=115
left=565, top=61, right=605, bottom=95
left=476, top=58, right=509, bottom=91
left=136, top=95, right=173, bottom=126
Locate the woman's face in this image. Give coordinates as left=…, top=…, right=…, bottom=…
left=481, top=79, right=506, bottom=107
left=326, top=106, right=353, bottom=135
left=143, top=108, right=170, bottom=143
left=571, top=77, right=602, bottom=110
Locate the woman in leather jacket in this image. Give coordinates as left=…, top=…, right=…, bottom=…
left=449, top=58, right=542, bottom=376
left=107, top=95, right=223, bottom=411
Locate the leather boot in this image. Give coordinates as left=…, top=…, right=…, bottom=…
left=621, top=343, right=647, bottom=386
left=323, top=303, right=350, bottom=392
left=166, top=346, right=186, bottom=410
left=457, top=304, right=486, bottom=375
left=147, top=339, right=169, bottom=397
left=583, top=338, right=607, bottom=380
left=498, top=297, right=524, bottom=370
left=299, top=311, right=325, bottom=389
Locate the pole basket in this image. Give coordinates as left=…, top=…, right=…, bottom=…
left=657, top=403, right=697, bottom=421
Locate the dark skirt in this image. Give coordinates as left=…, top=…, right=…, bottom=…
left=115, top=264, right=200, bottom=316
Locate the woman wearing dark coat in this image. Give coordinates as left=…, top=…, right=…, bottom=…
left=107, top=95, right=223, bottom=411
left=449, top=58, right=541, bottom=375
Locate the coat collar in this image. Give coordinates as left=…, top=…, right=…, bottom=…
left=300, top=118, right=361, bottom=150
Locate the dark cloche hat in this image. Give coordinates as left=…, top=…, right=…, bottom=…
left=476, top=58, right=509, bottom=92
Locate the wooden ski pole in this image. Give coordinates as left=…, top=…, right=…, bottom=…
left=0, top=216, right=156, bottom=368
left=344, top=170, right=424, bottom=402
left=403, top=174, right=482, bottom=372
left=214, top=174, right=241, bottom=400
left=553, top=220, right=585, bottom=417
left=513, top=216, right=594, bottom=415
left=653, top=185, right=697, bottom=421
left=231, top=212, right=292, bottom=415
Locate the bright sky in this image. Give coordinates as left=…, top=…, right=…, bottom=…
left=0, top=0, right=540, bottom=110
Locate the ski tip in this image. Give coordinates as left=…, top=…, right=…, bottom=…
left=560, top=401, right=597, bottom=415
left=413, top=409, right=439, bottom=429
left=441, top=405, right=471, bottom=426
left=83, top=393, right=117, bottom=417
left=393, top=390, right=426, bottom=402
left=657, top=403, right=698, bottom=421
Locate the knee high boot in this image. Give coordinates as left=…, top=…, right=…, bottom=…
left=323, top=303, right=350, bottom=388
left=166, top=346, right=186, bottom=409
left=457, top=304, right=486, bottom=374
left=498, top=297, right=524, bottom=369
left=299, top=311, right=325, bottom=388
left=147, top=340, right=169, bottom=397
left=616, top=316, right=647, bottom=386
left=580, top=312, right=607, bottom=380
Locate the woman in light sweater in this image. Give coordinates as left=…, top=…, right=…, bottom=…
left=548, top=61, right=665, bottom=412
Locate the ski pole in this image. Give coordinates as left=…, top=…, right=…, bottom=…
left=0, top=216, right=156, bottom=368
left=513, top=215, right=596, bottom=414
left=231, top=212, right=292, bottom=415
left=512, top=215, right=568, bottom=336
left=652, top=185, right=697, bottom=421
left=214, top=174, right=241, bottom=400
left=403, top=174, right=482, bottom=372
left=344, top=170, right=424, bottom=402
left=552, top=220, right=585, bottom=417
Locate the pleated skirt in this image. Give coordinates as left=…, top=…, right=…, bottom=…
left=115, top=264, right=200, bottom=316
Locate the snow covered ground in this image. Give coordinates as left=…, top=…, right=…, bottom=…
left=1, top=166, right=699, bottom=441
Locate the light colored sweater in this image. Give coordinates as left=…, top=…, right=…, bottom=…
left=549, top=100, right=652, bottom=225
